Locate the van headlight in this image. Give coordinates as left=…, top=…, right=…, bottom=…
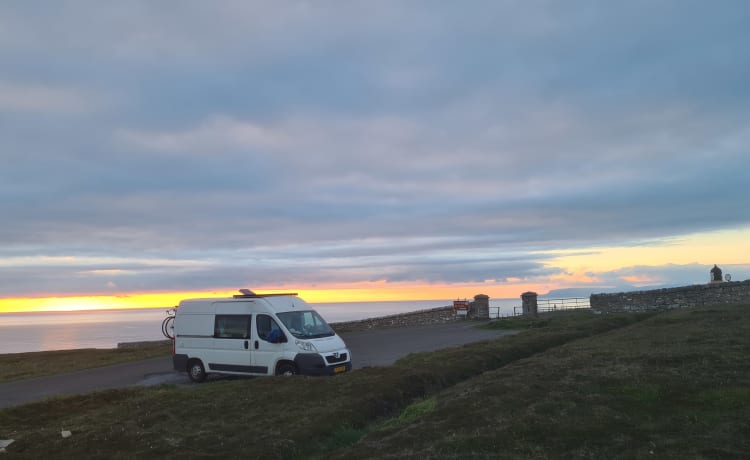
left=295, top=340, right=318, bottom=352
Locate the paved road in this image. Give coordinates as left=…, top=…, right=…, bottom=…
left=0, top=322, right=515, bottom=409
left=342, top=321, right=513, bottom=368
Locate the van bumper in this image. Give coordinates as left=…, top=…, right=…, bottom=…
left=173, top=354, right=188, bottom=372
left=294, top=353, right=352, bottom=376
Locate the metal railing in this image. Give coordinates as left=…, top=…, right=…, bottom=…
left=506, top=297, right=591, bottom=317
left=537, top=297, right=590, bottom=312
left=488, top=306, right=517, bottom=319
left=485, top=297, right=592, bottom=319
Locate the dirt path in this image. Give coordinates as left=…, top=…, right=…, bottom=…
left=0, top=321, right=514, bottom=409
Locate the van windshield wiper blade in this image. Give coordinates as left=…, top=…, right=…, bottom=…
left=309, top=332, right=335, bottom=339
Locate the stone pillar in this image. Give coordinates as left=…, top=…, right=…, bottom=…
left=521, top=291, right=538, bottom=317
left=473, top=294, right=489, bottom=320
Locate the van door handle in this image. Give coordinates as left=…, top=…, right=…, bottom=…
left=254, top=340, right=259, bottom=350
left=244, top=340, right=249, bottom=349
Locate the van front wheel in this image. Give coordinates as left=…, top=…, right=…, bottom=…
left=187, top=360, right=206, bottom=383
left=276, top=363, right=297, bottom=376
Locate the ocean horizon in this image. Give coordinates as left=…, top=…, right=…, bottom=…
left=0, top=298, right=522, bottom=354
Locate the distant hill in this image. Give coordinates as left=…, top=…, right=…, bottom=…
left=541, top=287, right=602, bottom=298
left=544, top=283, right=697, bottom=298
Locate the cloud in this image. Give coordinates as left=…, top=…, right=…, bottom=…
left=117, top=116, right=289, bottom=154
left=0, top=81, right=102, bottom=114
left=0, top=1, right=748, bottom=299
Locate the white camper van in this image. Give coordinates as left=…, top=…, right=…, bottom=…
left=172, top=291, right=351, bottom=382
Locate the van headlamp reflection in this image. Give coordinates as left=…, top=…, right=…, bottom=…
left=295, top=340, right=317, bottom=352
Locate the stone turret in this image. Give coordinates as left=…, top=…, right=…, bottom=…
left=710, top=264, right=723, bottom=284
left=521, top=291, right=538, bottom=317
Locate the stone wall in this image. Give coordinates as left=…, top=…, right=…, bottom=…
left=590, top=279, right=750, bottom=313
left=331, top=306, right=459, bottom=332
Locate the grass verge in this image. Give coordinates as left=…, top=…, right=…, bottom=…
left=0, top=344, right=172, bottom=383
left=2, top=306, right=747, bottom=459
left=334, top=305, right=750, bottom=459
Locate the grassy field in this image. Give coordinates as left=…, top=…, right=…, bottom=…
left=0, top=344, right=172, bottom=383
left=1, top=305, right=748, bottom=459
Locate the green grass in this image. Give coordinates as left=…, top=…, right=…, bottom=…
left=0, top=344, right=172, bottom=383
left=379, top=397, right=438, bottom=430
left=1, top=305, right=748, bottom=459
left=337, top=305, right=750, bottom=459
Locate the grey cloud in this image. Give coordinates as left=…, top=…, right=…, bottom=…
left=0, top=1, right=748, bottom=297
left=0, top=240, right=550, bottom=296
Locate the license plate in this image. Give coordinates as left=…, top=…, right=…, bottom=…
left=334, top=365, right=347, bottom=374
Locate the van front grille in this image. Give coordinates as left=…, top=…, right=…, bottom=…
left=325, top=353, right=348, bottom=364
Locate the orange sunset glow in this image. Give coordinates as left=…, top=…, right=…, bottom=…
left=2, top=228, right=748, bottom=314
left=0, top=280, right=556, bottom=314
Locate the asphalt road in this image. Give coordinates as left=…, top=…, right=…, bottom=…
left=0, top=321, right=515, bottom=409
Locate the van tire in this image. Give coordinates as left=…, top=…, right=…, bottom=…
left=187, top=359, right=206, bottom=383
left=276, top=363, right=297, bottom=376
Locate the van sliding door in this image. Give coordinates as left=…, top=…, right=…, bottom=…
left=210, top=314, right=255, bottom=373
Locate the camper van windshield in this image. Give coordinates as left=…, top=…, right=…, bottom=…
left=277, top=310, right=335, bottom=339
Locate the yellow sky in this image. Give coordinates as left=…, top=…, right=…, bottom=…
left=1, top=227, right=747, bottom=313
left=0, top=282, right=544, bottom=313
left=539, top=227, right=749, bottom=285
left=541, top=228, right=749, bottom=271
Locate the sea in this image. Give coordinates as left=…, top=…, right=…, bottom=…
left=0, top=298, right=522, bottom=354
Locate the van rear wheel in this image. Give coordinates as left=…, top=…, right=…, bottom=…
left=276, top=363, right=297, bottom=376
left=188, top=360, right=206, bottom=383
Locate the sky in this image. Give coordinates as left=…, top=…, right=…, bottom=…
left=1, top=1, right=749, bottom=312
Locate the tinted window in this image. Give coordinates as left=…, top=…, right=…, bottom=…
left=214, top=315, right=251, bottom=339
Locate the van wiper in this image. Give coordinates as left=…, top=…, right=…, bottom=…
left=309, top=332, right=335, bottom=339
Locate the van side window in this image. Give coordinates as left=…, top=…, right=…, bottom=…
left=214, top=315, right=251, bottom=339
left=257, top=314, right=283, bottom=342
